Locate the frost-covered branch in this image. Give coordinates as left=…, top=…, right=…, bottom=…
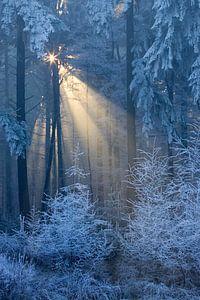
left=125, top=130, right=200, bottom=279
left=2, top=0, right=56, bottom=56
left=0, top=112, right=29, bottom=156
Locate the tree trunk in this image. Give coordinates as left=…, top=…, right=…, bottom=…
left=16, top=15, right=30, bottom=216
left=166, top=70, right=175, bottom=175
left=4, top=35, right=12, bottom=216
left=86, top=63, right=93, bottom=199
left=42, top=111, right=56, bottom=210
left=45, top=68, right=51, bottom=172
left=42, top=60, right=63, bottom=209
left=53, top=62, right=64, bottom=188
left=126, top=0, right=136, bottom=201
left=180, top=78, right=188, bottom=148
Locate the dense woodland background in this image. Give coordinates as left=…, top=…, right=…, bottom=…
left=0, top=0, right=200, bottom=299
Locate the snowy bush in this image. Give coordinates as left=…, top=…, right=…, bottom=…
left=124, top=130, right=200, bottom=286
left=0, top=192, right=119, bottom=299
left=21, top=144, right=116, bottom=269
left=0, top=253, right=121, bottom=299
left=0, top=254, right=36, bottom=299
left=50, top=270, right=121, bottom=300
left=0, top=145, right=120, bottom=299
left=124, top=280, right=200, bottom=300
left=23, top=191, right=115, bottom=270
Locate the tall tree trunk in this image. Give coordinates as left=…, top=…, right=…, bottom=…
left=16, top=15, right=30, bottom=216
left=86, top=63, right=93, bottom=199
left=45, top=68, right=51, bottom=172
left=180, top=78, right=188, bottom=148
left=42, top=60, right=63, bottom=209
left=126, top=0, right=136, bottom=201
left=53, top=62, right=64, bottom=188
left=166, top=70, right=175, bottom=175
left=4, top=35, right=12, bottom=216
left=42, top=111, right=56, bottom=210
left=181, top=101, right=188, bottom=147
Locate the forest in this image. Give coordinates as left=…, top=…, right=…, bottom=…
left=0, top=0, right=200, bottom=299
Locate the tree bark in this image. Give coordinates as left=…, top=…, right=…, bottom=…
left=4, top=35, right=12, bottom=216
left=86, top=63, right=93, bottom=199
left=53, top=62, right=64, bottom=188
left=42, top=60, right=63, bottom=209
left=45, top=68, right=51, bottom=172
left=16, top=15, right=30, bottom=216
left=166, top=70, right=175, bottom=175
left=126, top=0, right=136, bottom=201
left=42, top=110, right=56, bottom=210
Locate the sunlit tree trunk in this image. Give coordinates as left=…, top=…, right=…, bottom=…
left=16, top=15, right=30, bottom=216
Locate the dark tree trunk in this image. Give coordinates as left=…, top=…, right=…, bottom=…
left=42, top=60, right=63, bottom=209
left=111, top=30, right=115, bottom=59
left=4, top=35, right=12, bottom=216
left=45, top=68, right=51, bottom=172
left=180, top=78, right=188, bottom=148
left=16, top=15, right=30, bottom=216
left=166, top=70, right=175, bottom=175
left=86, top=64, right=93, bottom=199
left=181, top=101, right=188, bottom=147
left=126, top=0, right=136, bottom=201
left=52, top=135, right=58, bottom=193
left=42, top=111, right=56, bottom=210
left=53, top=62, right=64, bottom=188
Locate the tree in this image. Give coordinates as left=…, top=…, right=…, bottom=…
left=16, top=15, right=30, bottom=216
left=132, top=0, right=200, bottom=150
left=126, top=0, right=137, bottom=203
left=42, top=53, right=65, bottom=209
left=1, top=0, right=56, bottom=216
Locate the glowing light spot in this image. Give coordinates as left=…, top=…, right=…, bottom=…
left=114, top=2, right=125, bottom=17
left=66, top=54, right=80, bottom=59
left=44, top=52, right=58, bottom=64
left=49, top=53, right=56, bottom=64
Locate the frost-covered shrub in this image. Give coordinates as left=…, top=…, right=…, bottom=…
left=0, top=145, right=120, bottom=299
left=0, top=253, right=120, bottom=300
left=124, top=280, right=200, bottom=300
left=1, top=145, right=113, bottom=271
left=0, top=255, right=36, bottom=299
left=125, top=131, right=200, bottom=284
left=24, top=191, right=115, bottom=269
left=0, top=192, right=119, bottom=299
left=51, top=270, right=121, bottom=300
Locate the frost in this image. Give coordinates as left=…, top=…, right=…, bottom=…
left=86, top=0, right=115, bottom=38
left=0, top=112, right=29, bottom=156
left=189, top=55, right=200, bottom=105
left=0, top=145, right=120, bottom=298
left=2, top=0, right=56, bottom=56
left=125, top=127, right=200, bottom=286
